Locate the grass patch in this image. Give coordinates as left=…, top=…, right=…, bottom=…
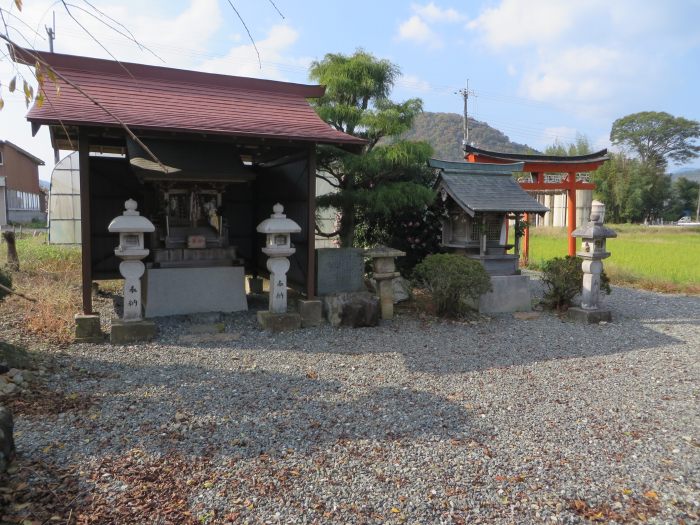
left=523, top=225, right=700, bottom=294
left=1, top=233, right=82, bottom=343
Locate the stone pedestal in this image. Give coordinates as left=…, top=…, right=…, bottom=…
left=74, top=313, right=103, bottom=343
left=110, top=318, right=156, bottom=344
left=478, top=275, right=532, bottom=313
left=257, top=311, right=301, bottom=332
left=144, top=266, right=247, bottom=317
left=568, top=307, right=612, bottom=324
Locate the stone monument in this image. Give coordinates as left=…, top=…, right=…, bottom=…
left=108, top=199, right=157, bottom=343
left=569, top=200, right=617, bottom=323
left=256, top=204, right=302, bottom=331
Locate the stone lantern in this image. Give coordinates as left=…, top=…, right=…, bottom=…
left=569, top=200, right=617, bottom=323
left=366, top=245, right=405, bottom=320
left=108, top=199, right=156, bottom=341
left=256, top=203, right=301, bottom=315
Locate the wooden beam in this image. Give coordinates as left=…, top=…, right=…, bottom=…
left=520, top=182, right=596, bottom=191
left=306, top=147, right=316, bottom=298
left=78, top=128, right=93, bottom=314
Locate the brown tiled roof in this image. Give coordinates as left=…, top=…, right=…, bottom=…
left=12, top=47, right=366, bottom=149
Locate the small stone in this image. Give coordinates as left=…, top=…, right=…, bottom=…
left=2, top=383, right=17, bottom=395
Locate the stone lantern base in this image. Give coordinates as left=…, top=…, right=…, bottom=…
left=110, top=318, right=156, bottom=344
left=568, top=307, right=612, bottom=324
left=257, top=311, right=301, bottom=332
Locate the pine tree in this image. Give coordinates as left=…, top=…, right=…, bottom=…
left=310, top=50, right=435, bottom=247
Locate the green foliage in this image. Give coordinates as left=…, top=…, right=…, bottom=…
left=356, top=202, right=445, bottom=275
left=413, top=254, right=492, bottom=317
left=592, top=152, right=671, bottom=223
left=663, top=176, right=699, bottom=221
left=0, top=267, right=11, bottom=302
left=310, top=50, right=434, bottom=247
left=610, top=111, right=700, bottom=168
left=544, top=134, right=592, bottom=156
left=540, top=256, right=611, bottom=311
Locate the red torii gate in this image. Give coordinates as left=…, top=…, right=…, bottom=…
left=464, top=145, right=608, bottom=261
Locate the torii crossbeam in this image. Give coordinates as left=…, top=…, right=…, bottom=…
left=464, top=145, right=609, bottom=261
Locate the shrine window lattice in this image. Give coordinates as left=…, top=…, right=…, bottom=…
left=471, top=219, right=502, bottom=241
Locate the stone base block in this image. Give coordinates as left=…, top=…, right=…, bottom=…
left=110, top=318, right=156, bottom=344
left=298, top=299, right=323, bottom=328
left=257, top=311, right=301, bottom=332
left=74, top=314, right=103, bottom=343
left=322, top=291, right=380, bottom=328
left=144, top=266, right=247, bottom=317
left=568, top=307, right=612, bottom=324
left=478, top=275, right=532, bottom=314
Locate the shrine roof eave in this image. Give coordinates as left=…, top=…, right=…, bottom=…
left=464, top=144, right=609, bottom=172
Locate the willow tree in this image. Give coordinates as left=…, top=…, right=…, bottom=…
left=310, top=50, right=435, bottom=247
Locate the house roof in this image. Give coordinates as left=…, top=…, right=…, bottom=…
left=0, top=140, right=45, bottom=165
left=11, top=47, right=366, bottom=150
left=429, top=158, right=549, bottom=215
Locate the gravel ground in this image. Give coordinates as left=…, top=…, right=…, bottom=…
left=8, top=283, right=700, bottom=524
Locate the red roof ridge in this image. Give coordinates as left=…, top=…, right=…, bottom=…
left=12, top=46, right=326, bottom=98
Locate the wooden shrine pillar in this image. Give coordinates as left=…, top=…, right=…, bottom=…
left=523, top=212, right=529, bottom=265
left=306, top=147, right=316, bottom=298
left=78, top=129, right=93, bottom=314
left=567, top=171, right=577, bottom=256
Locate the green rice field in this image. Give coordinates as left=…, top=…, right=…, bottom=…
left=522, top=225, right=700, bottom=294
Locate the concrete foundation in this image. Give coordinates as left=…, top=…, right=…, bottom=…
left=568, top=307, right=612, bottom=324
left=298, top=299, right=323, bottom=327
left=74, top=314, right=103, bottom=343
left=478, top=275, right=532, bottom=313
left=143, top=266, right=247, bottom=317
left=257, top=311, right=301, bottom=332
left=110, top=318, right=156, bottom=344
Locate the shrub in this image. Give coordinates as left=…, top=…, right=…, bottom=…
left=0, top=267, right=11, bottom=302
left=540, top=256, right=611, bottom=311
left=413, top=253, right=492, bottom=316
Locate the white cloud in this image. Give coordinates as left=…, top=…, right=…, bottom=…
left=468, top=0, right=587, bottom=50
left=397, top=74, right=432, bottom=93
left=412, top=2, right=466, bottom=23
left=197, top=24, right=307, bottom=81
left=397, top=15, right=440, bottom=47
left=396, top=3, right=468, bottom=48
left=466, top=0, right=698, bottom=120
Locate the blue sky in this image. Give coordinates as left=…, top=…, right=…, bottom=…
left=2, top=0, right=699, bottom=180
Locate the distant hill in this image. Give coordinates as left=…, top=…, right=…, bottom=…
left=397, top=111, right=537, bottom=162
left=670, top=168, right=700, bottom=183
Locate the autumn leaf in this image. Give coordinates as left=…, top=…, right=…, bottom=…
left=9, top=76, right=16, bottom=92
left=14, top=0, right=23, bottom=11
left=390, top=507, right=400, bottom=513
left=643, top=490, right=658, bottom=500
left=0, top=98, right=4, bottom=110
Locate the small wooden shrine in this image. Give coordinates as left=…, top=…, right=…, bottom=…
left=430, top=159, right=548, bottom=275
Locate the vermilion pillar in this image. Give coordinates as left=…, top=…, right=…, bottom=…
left=567, top=171, right=577, bottom=256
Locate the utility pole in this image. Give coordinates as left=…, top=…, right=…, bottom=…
left=456, top=80, right=476, bottom=147
left=45, top=12, right=55, bottom=53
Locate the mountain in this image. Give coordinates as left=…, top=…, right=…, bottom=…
left=670, top=168, right=700, bottom=183
left=398, top=111, right=537, bottom=162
